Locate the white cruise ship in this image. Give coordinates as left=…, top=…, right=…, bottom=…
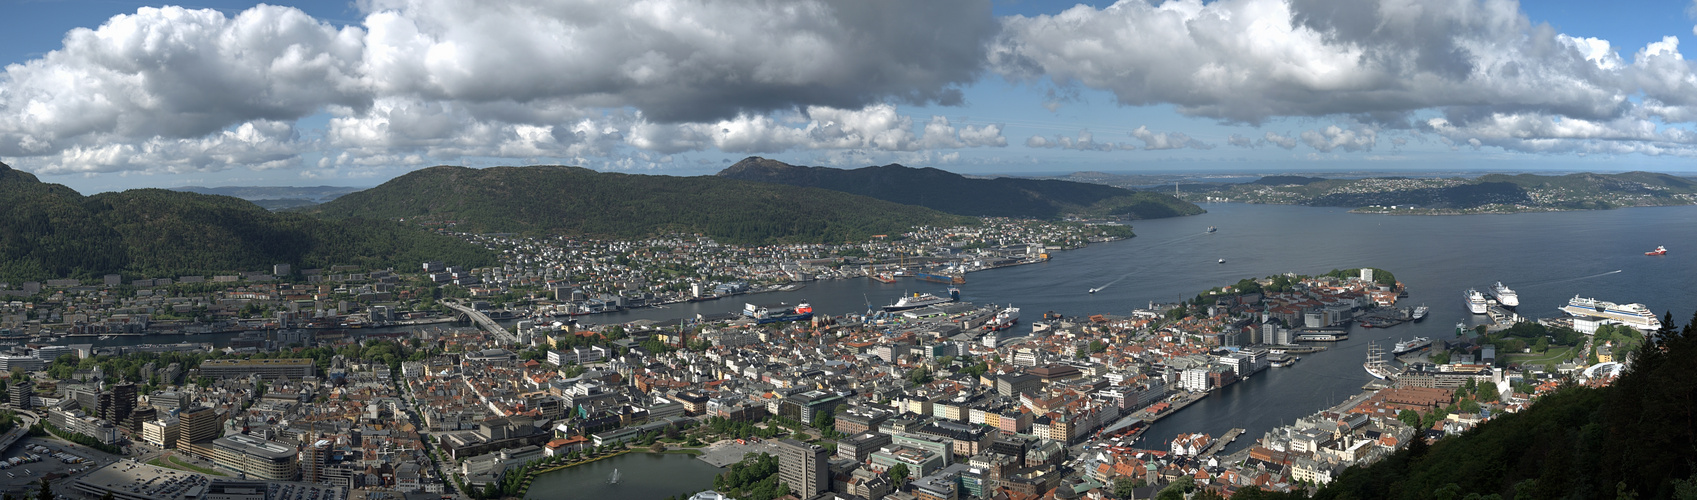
left=1489, top=282, right=1519, bottom=308
left=1464, top=288, right=1488, bottom=314
left=1561, top=296, right=1662, bottom=331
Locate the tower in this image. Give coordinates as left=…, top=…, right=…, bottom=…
left=775, top=439, right=828, bottom=499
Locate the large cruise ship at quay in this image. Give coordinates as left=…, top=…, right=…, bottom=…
left=1489, top=282, right=1519, bottom=308
left=1464, top=288, right=1488, bottom=314
left=1561, top=296, right=1662, bottom=331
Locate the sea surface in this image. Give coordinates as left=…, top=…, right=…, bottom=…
left=524, top=452, right=722, bottom=500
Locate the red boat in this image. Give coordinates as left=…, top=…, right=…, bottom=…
left=1647, top=245, right=1668, bottom=256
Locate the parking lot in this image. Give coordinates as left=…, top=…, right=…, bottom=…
left=0, top=436, right=123, bottom=496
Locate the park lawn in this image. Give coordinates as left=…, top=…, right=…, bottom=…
left=161, top=456, right=229, bottom=477
left=1504, top=345, right=1580, bottom=366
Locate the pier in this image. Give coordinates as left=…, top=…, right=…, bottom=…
left=1200, top=428, right=1246, bottom=457
left=1135, top=391, right=1209, bottom=423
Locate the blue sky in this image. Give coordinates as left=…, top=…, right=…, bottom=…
left=5, top=0, right=1697, bottom=193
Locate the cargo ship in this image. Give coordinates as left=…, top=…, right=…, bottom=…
left=1489, top=282, right=1519, bottom=308
left=915, top=272, right=966, bottom=284
left=984, top=306, right=1020, bottom=331
left=1392, top=337, right=1432, bottom=355
left=743, top=302, right=814, bottom=324
left=1464, top=288, right=1488, bottom=314
left=871, top=273, right=896, bottom=284
left=882, top=289, right=960, bottom=312
left=1560, top=296, right=1663, bottom=330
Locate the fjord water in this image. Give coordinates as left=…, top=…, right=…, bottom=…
left=609, top=203, right=1697, bottom=451
left=524, top=452, right=722, bottom=500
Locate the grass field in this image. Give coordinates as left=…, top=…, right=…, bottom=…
left=1503, top=345, right=1581, bottom=366
left=148, top=456, right=228, bottom=476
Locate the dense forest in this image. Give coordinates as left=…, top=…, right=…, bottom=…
left=716, top=156, right=1203, bottom=219
left=0, top=162, right=493, bottom=282
left=312, top=164, right=974, bottom=244
left=1311, top=309, right=1697, bottom=499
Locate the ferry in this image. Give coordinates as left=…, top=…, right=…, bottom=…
left=1560, top=296, right=1663, bottom=330
left=1392, top=337, right=1432, bottom=355
left=742, top=302, right=813, bottom=324
left=1294, top=332, right=1348, bottom=342
left=1646, top=245, right=1668, bottom=256
left=1464, top=288, right=1488, bottom=314
left=1411, top=304, right=1428, bottom=321
left=1489, top=282, right=1519, bottom=308
left=984, top=306, right=1020, bottom=331
left=882, top=290, right=958, bottom=312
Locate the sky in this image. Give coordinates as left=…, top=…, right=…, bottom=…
left=6, top=0, right=1697, bottom=193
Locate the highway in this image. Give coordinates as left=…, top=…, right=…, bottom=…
left=443, top=301, right=519, bottom=345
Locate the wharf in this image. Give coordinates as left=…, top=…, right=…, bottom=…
left=1135, top=391, right=1208, bottom=423
left=1200, top=428, right=1246, bottom=457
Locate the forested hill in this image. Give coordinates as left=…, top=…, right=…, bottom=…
left=1310, top=310, right=1697, bottom=500
left=0, top=161, right=493, bottom=281
left=1211, top=171, right=1697, bottom=213
left=716, top=157, right=1203, bottom=219
left=310, top=165, right=974, bottom=244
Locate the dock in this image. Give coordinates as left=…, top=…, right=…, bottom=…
left=1134, top=391, right=1208, bottom=423
left=1200, top=428, right=1246, bottom=457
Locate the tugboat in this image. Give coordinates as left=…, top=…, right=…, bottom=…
left=1647, top=245, right=1668, bottom=256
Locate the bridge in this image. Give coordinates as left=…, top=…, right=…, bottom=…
left=443, top=301, right=519, bottom=345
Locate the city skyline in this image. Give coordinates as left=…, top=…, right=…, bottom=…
left=6, top=0, right=1697, bottom=193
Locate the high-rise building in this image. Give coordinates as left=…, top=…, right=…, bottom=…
left=177, top=406, right=224, bottom=459
left=97, top=383, right=137, bottom=424
left=775, top=439, right=828, bottom=499
left=8, top=382, right=32, bottom=409
left=300, top=437, right=331, bottom=484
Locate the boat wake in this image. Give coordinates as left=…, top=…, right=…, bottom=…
left=1521, top=269, right=1623, bottom=288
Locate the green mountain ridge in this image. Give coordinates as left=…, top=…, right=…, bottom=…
left=1207, top=171, right=1697, bottom=211
left=0, top=161, right=493, bottom=282
left=715, top=157, right=1204, bottom=219
left=310, top=164, right=975, bottom=244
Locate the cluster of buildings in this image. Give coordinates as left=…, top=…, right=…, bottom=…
left=1, top=252, right=1595, bottom=500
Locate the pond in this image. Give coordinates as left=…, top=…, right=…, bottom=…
left=524, top=452, right=722, bottom=500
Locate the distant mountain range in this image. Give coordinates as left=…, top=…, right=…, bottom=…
left=716, top=157, right=1203, bottom=219
left=1216, top=171, right=1697, bottom=212
left=171, top=185, right=366, bottom=211
left=0, top=162, right=492, bottom=282
left=310, top=165, right=975, bottom=244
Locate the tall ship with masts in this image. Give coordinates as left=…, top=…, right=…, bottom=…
left=1364, top=343, right=1394, bottom=380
